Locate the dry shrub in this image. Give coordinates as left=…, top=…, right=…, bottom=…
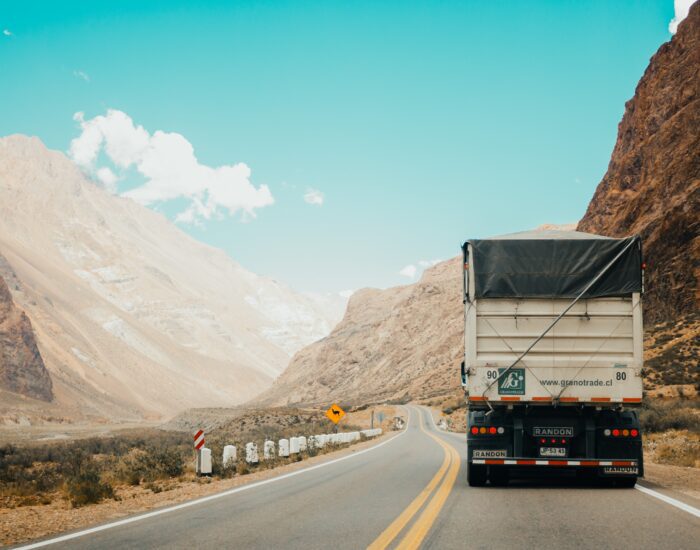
left=235, top=460, right=249, bottom=476
left=639, top=398, right=700, bottom=433
left=111, top=446, right=184, bottom=486
left=62, top=454, right=114, bottom=508
left=645, top=430, right=700, bottom=468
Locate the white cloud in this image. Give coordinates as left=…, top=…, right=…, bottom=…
left=399, top=259, right=443, bottom=280
left=339, top=289, right=355, bottom=299
left=95, top=167, right=118, bottom=193
left=2, top=29, right=12, bottom=37
left=669, top=0, right=697, bottom=33
left=73, top=70, right=90, bottom=82
left=303, top=188, right=324, bottom=206
left=399, top=264, right=417, bottom=279
left=69, top=109, right=274, bottom=224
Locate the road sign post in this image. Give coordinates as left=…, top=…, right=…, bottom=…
left=325, top=403, right=346, bottom=434
left=194, top=429, right=205, bottom=475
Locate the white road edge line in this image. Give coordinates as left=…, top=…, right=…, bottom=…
left=14, top=418, right=410, bottom=550
left=635, top=484, right=700, bottom=519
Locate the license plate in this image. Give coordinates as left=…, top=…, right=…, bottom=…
left=540, top=447, right=566, bottom=457
left=603, top=466, right=638, bottom=475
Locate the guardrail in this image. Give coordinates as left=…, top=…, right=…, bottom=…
left=197, top=429, right=385, bottom=472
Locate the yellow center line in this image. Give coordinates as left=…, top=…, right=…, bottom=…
left=367, top=409, right=452, bottom=550
left=395, top=437, right=460, bottom=550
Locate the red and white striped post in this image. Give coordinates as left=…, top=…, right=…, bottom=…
left=194, top=429, right=205, bottom=475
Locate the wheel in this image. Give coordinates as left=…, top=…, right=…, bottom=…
left=489, top=466, right=509, bottom=487
left=467, top=462, right=487, bottom=487
left=614, top=476, right=637, bottom=488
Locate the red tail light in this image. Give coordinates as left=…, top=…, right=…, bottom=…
left=471, top=426, right=478, bottom=435
left=612, top=429, right=620, bottom=437
left=489, top=426, right=497, bottom=435
left=631, top=429, right=639, bottom=437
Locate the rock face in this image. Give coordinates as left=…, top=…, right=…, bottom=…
left=577, top=3, right=700, bottom=323
left=255, top=258, right=464, bottom=406
left=0, top=135, right=344, bottom=421
left=0, top=270, right=53, bottom=401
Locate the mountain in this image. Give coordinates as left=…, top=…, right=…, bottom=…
left=257, top=10, right=700, bottom=406
left=577, top=2, right=700, bottom=324
left=0, top=135, right=343, bottom=422
left=0, top=267, right=52, bottom=402
left=254, top=257, right=463, bottom=407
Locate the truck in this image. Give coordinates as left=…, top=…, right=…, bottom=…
left=461, top=230, right=644, bottom=487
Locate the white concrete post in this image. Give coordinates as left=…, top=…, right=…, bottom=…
left=245, top=442, right=259, bottom=464
left=223, top=445, right=237, bottom=467
left=298, top=436, right=307, bottom=452
left=290, top=436, right=300, bottom=454
left=199, top=447, right=212, bottom=475
left=278, top=438, right=290, bottom=457
left=264, top=440, right=275, bottom=460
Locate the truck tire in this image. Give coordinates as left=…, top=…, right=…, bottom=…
left=467, top=462, right=487, bottom=487
left=489, top=466, right=509, bottom=487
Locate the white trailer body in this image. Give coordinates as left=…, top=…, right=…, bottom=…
left=464, top=295, right=643, bottom=405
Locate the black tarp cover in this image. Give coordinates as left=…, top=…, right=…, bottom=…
left=463, top=232, right=642, bottom=299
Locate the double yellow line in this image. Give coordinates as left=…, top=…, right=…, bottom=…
left=368, top=408, right=460, bottom=550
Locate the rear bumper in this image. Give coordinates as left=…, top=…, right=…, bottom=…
left=471, top=458, right=638, bottom=468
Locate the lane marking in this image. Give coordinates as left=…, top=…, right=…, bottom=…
left=395, top=409, right=461, bottom=550
left=367, top=411, right=450, bottom=550
left=15, top=414, right=410, bottom=550
left=635, top=484, right=700, bottom=519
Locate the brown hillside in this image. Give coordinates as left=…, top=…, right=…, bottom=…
left=577, top=2, right=700, bottom=323
left=254, top=258, right=464, bottom=406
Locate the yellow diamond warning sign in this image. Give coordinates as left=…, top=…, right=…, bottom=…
left=325, top=404, right=346, bottom=424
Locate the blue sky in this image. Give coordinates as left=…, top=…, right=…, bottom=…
left=0, top=1, right=681, bottom=293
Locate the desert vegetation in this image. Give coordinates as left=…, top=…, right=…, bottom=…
left=0, top=407, right=383, bottom=511
left=0, top=430, right=189, bottom=508
left=643, top=312, right=700, bottom=393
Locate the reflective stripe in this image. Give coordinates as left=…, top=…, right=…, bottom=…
left=470, top=458, right=637, bottom=467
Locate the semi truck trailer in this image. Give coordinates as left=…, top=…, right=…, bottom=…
left=461, top=230, right=644, bottom=487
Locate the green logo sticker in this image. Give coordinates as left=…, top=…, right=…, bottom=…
left=498, top=368, right=526, bottom=395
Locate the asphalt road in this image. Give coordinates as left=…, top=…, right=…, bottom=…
left=17, top=407, right=700, bottom=550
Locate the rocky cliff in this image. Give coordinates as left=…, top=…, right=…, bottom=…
left=254, top=258, right=464, bottom=407
left=578, top=2, right=700, bottom=323
left=0, top=267, right=53, bottom=402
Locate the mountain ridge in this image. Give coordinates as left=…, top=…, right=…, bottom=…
left=0, top=135, right=343, bottom=422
